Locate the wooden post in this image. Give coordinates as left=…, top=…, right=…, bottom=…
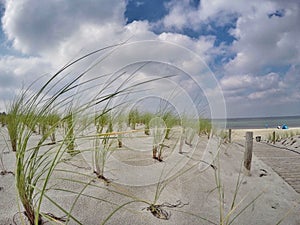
left=244, top=131, right=253, bottom=176
left=153, top=146, right=157, bottom=159
left=179, top=129, right=185, bottom=154
left=272, top=131, right=276, bottom=144
left=179, top=134, right=185, bottom=154
left=228, top=129, right=232, bottom=143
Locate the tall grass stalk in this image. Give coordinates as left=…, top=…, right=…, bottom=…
left=12, top=43, right=155, bottom=224
left=15, top=107, right=58, bottom=224
left=140, top=112, right=153, bottom=135
left=128, top=109, right=139, bottom=130
left=0, top=112, right=6, bottom=127
left=93, top=118, right=115, bottom=182
left=178, top=127, right=185, bottom=154
left=0, top=131, right=14, bottom=175
left=180, top=116, right=199, bottom=149
left=114, top=114, right=126, bottom=148
left=185, top=127, right=196, bottom=146
left=9, top=43, right=204, bottom=224
left=6, top=92, right=25, bottom=151
left=199, top=118, right=212, bottom=138
left=213, top=152, right=263, bottom=225
left=161, top=111, right=179, bottom=140
left=64, top=111, right=79, bottom=156
left=149, top=117, right=167, bottom=161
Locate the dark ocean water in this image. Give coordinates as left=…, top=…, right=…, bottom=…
left=215, top=116, right=300, bottom=129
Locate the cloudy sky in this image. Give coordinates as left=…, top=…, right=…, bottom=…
left=0, top=0, right=299, bottom=118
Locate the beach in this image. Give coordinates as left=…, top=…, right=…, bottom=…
left=230, top=127, right=300, bottom=141
left=1, top=126, right=300, bottom=225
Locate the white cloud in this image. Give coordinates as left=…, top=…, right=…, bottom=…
left=158, top=32, right=215, bottom=63
left=221, top=72, right=280, bottom=91
left=162, top=1, right=191, bottom=30
left=159, top=0, right=300, bottom=116
left=0, top=0, right=299, bottom=117
left=0, top=0, right=219, bottom=115
left=0, top=55, right=52, bottom=110
left=160, top=0, right=300, bottom=76
left=248, top=88, right=280, bottom=100
left=0, top=55, right=50, bottom=82
left=226, top=3, right=300, bottom=75
left=2, top=0, right=126, bottom=55
left=161, top=0, right=250, bottom=32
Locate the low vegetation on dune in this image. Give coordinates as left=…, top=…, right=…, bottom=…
left=1, top=45, right=287, bottom=225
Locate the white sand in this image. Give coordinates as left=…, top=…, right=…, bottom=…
left=0, top=126, right=300, bottom=225
left=230, top=127, right=300, bottom=142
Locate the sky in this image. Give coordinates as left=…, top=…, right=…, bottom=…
left=0, top=0, right=299, bottom=118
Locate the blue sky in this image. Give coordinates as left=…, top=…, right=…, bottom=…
left=0, top=0, right=300, bottom=118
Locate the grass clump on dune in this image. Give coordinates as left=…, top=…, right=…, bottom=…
left=7, top=44, right=131, bottom=224
left=149, top=117, right=167, bottom=161
left=7, top=43, right=173, bottom=224
left=0, top=112, right=6, bottom=127
left=4, top=42, right=271, bottom=225
left=63, top=111, right=79, bottom=156
left=199, top=118, right=212, bottom=137
left=128, top=108, right=139, bottom=130
left=93, top=112, right=116, bottom=183
left=6, top=93, right=25, bottom=152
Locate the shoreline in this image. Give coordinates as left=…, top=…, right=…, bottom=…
left=226, top=126, right=300, bottom=130
left=225, top=127, right=300, bottom=141
left=214, top=115, right=300, bottom=130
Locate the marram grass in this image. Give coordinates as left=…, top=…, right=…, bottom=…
left=9, top=43, right=174, bottom=224
left=5, top=43, right=286, bottom=225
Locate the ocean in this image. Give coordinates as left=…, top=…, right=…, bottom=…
left=215, top=116, right=300, bottom=129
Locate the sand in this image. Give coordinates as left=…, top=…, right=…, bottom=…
left=231, top=127, right=300, bottom=142
left=0, top=126, right=300, bottom=225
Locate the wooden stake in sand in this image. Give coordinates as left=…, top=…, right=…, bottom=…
left=244, top=131, right=253, bottom=176
left=228, top=129, right=232, bottom=143
left=272, top=131, right=276, bottom=144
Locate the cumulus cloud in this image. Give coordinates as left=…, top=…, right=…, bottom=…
left=159, top=0, right=300, bottom=116
left=159, top=0, right=300, bottom=74
left=160, top=0, right=249, bottom=32
left=221, top=73, right=280, bottom=91
left=0, top=55, right=51, bottom=84
left=0, top=0, right=299, bottom=117
left=0, top=0, right=219, bottom=115
left=226, top=2, right=300, bottom=75
left=2, top=0, right=126, bottom=55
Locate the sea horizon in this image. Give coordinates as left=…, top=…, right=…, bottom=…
left=214, top=115, right=300, bottom=129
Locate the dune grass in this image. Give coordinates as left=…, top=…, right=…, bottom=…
left=267, top=129, right=300, bottom=143
left=7, top=43, right=137, bottom=224
left=212, top=153, right=263, bottom=225
left=63, top=111, right=79, bottom=156
left=149, top=117, right=167, bottom=161
left=3, top=42, right=281, bottom=225
left=0, top=112, right=6, bottom=127
left=6, top=43, right=178, bottom=224
left=199, top=118, right=212, bottom=137
left=93, top=114, right=115, bottom=182
left=128, top=109, right=140, bottom=130
left=6, top=93, right=25, bottom=152
left=140, top=112, right=153, bottom=135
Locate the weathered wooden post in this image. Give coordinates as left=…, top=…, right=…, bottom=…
left=179, top=127, right=185, bottom=154
left=244, top=131, right=253, bottom=176
left=228, top=129, right=232, bottom=143
left=272, top=131, right=276, bottom=144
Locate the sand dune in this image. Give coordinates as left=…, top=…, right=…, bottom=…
left=0, top=127, right=300, bottom=224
